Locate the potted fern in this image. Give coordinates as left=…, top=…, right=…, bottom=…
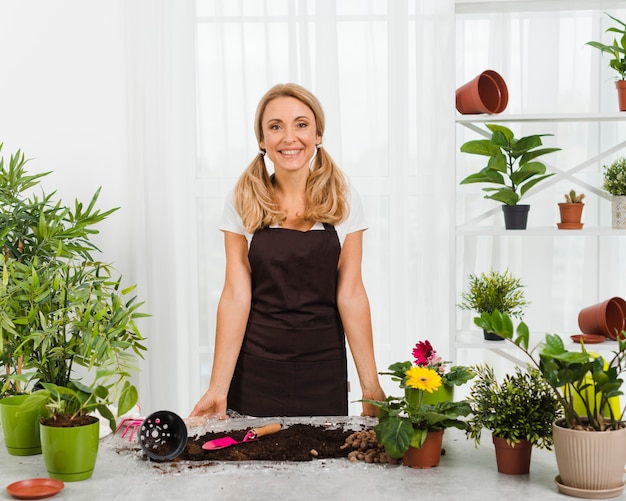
left=458, top=269, right=528, bottom=340
left=459, top=124, right=560, bottom=229
left=466, top=364, right=562, bottom=475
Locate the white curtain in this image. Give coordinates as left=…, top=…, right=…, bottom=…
left=126, top=0, right=456, bottom=415
left=125, top=0, right=626, bottom=415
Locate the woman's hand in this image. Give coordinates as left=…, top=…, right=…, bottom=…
left=189, top=391, right=228, bottom=419
left=360, top=387, right=386, bottom=417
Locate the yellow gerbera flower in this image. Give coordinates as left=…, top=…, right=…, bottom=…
left=405, top=366, right=442, bottom=393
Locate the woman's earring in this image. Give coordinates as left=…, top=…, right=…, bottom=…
left=258, top=149, right=266, bottom=156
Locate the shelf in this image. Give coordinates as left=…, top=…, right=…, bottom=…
left=457, top=226, right=626, bottom=236
left=456, top=0, right=626, bottom=15
left=456, top=331, right=621, bottom=352
left=456, top=112, right=626, bottom=124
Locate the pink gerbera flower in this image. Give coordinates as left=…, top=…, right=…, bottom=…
left=412, top=340, right=434, bottom=366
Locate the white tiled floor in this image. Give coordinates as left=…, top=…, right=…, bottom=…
left=0, top=417, right=619, bottom=501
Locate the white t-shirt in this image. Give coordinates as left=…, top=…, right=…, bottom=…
left=219, top=183, right=368, bottom=247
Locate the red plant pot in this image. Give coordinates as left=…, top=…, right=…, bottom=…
left=578, top=297, right=626, bottom=340
left=456, top=70, right=509, bottom=114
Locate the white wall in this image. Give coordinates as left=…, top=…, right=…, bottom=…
left=0, top=1, right=130, bottom=274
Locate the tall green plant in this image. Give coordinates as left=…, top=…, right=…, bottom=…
left=460, top=124, right=559, bottom=206
left=458, top=269, right=528, bottom=318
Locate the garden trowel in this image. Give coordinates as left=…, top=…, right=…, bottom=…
left=202, top=423, right=282, bottom=450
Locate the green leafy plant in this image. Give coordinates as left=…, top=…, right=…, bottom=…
left=586, top=13, right=626, bottom=81
left=458, top=269, right=528, bottom=318
left=0, top=143, right=148, bottom=431
left=474, top=310, right=626, bottom=431
left=603, top=157, right=626, bottom=196
left=364, top=340, right=473, bottom=458
left=466, top=364, right=562, bottom=449
left=564, top=189, right=585, bottom=203
left=460, top=124, right=560, bottom=206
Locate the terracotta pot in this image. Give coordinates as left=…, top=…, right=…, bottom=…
left=557, top=203, right=584, bottom=229
left=616, top=80, right=626, bottom=112
left=402, top=429, right=444, bottom=469
left=611, top=195, right=626, bottom=229
left=456, top=70, right=508, bottom=114
left=578, top=297, right=626, bottom=340
left=553, top=419, right=626, bottom=497
left=492, top=436, right=532, bottom=475
left=502, top=204, right=529, bottom=230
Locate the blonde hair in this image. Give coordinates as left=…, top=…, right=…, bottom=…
left=234, top=83, right=348, bottom=233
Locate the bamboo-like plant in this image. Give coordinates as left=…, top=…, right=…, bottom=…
left=586, top=13, right=626, bottom=81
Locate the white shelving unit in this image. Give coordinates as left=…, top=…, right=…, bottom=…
left=452, top=2, right=626, bottom=366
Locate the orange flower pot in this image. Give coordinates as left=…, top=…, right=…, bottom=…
left=456, top=70, right=508, bottom=115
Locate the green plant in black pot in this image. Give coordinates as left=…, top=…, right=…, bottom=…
left=460, top=124, right=560, bottom=229
left=458, top=269, right=528, bottom=340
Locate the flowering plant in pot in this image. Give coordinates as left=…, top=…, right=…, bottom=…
left=458, top=269, right=528, bottom=340
left=459, top=124, right=559, bottom=229
left=465, top=364, right=562, bottom=474
left=474, top=310, right=626, bottom=495
left=364, top=341, right=473, bottom=464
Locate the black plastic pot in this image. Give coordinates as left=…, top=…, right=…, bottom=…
left=138, top=410, right=188, bottom=462
left=483, top=329, right=504, bottom=341
left=502, top=204, right=529, bottom=230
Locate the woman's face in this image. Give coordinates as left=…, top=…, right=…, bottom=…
left=259, top=96, right=321, bottom=174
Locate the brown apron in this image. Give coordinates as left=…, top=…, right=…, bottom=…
left=228, top=223, right=348, bottom=416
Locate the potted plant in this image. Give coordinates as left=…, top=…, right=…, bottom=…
left=459, top=123, right=560, bottom=229
left=602, top=157, right=626, bottom=228
left=365, top=341, right=473, bottom=468
left=557, top=189, right=585, bottom=229
left=0, top=145, right=148, bottom=480
left=466, top=364, right=562, bottom=475
left=586, top=12, right=626, bottom=111
left=474, top=310, right=626, bottom=497
left=458, top=269, right=528, bottom=340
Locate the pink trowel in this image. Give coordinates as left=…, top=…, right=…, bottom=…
left=202, top=423, right=282, bottom=450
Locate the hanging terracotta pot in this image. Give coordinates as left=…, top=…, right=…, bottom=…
left=492, top=436, right=532, bottom=475
left=553, top=419, right=626, bottom=497
left=402, top=429, right=444, bottom=469
left=557, top=203, right=584, bottom=229
left=456, top=70, right=509, bottom=114
left=611, top=195, right=626, bottom=228
left=578, top=297, right=626, bottom=340
left=502, top=204, right=529, bottom=230
left=616, top=80, right=626, bottom=112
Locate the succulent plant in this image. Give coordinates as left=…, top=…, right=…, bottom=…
left=564, top=189, right=585, bottom=203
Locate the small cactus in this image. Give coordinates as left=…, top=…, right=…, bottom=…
left=564, top=189, right=585, bottom=203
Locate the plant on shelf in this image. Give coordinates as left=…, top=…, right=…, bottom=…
left=586, top=12, right=626, bottom=80
left=474, top=309, right=626, bottom=494
left=458, top=269, right=528, bottom=340
left=459, top=123, right=560, bottom=229
left=364, top=340, right=473, bottom=465
left=0, top=143, right=148, bottom=480
left=557, top=189, right=585, bottom=229
left=587, top=13, right=626, bottom=111
left=602, top=157, right=626, bottom=228
left=465, top=364, right=562, bottom=474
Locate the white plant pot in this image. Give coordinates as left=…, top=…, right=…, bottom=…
left=612, top=195, right=626, bottom=229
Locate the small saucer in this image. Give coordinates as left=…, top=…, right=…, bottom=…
left=557, top=222, right=583, bottom=229
left=554, top=476, right=625, bottom=499
left=570, top=334, right=606, bottom=344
